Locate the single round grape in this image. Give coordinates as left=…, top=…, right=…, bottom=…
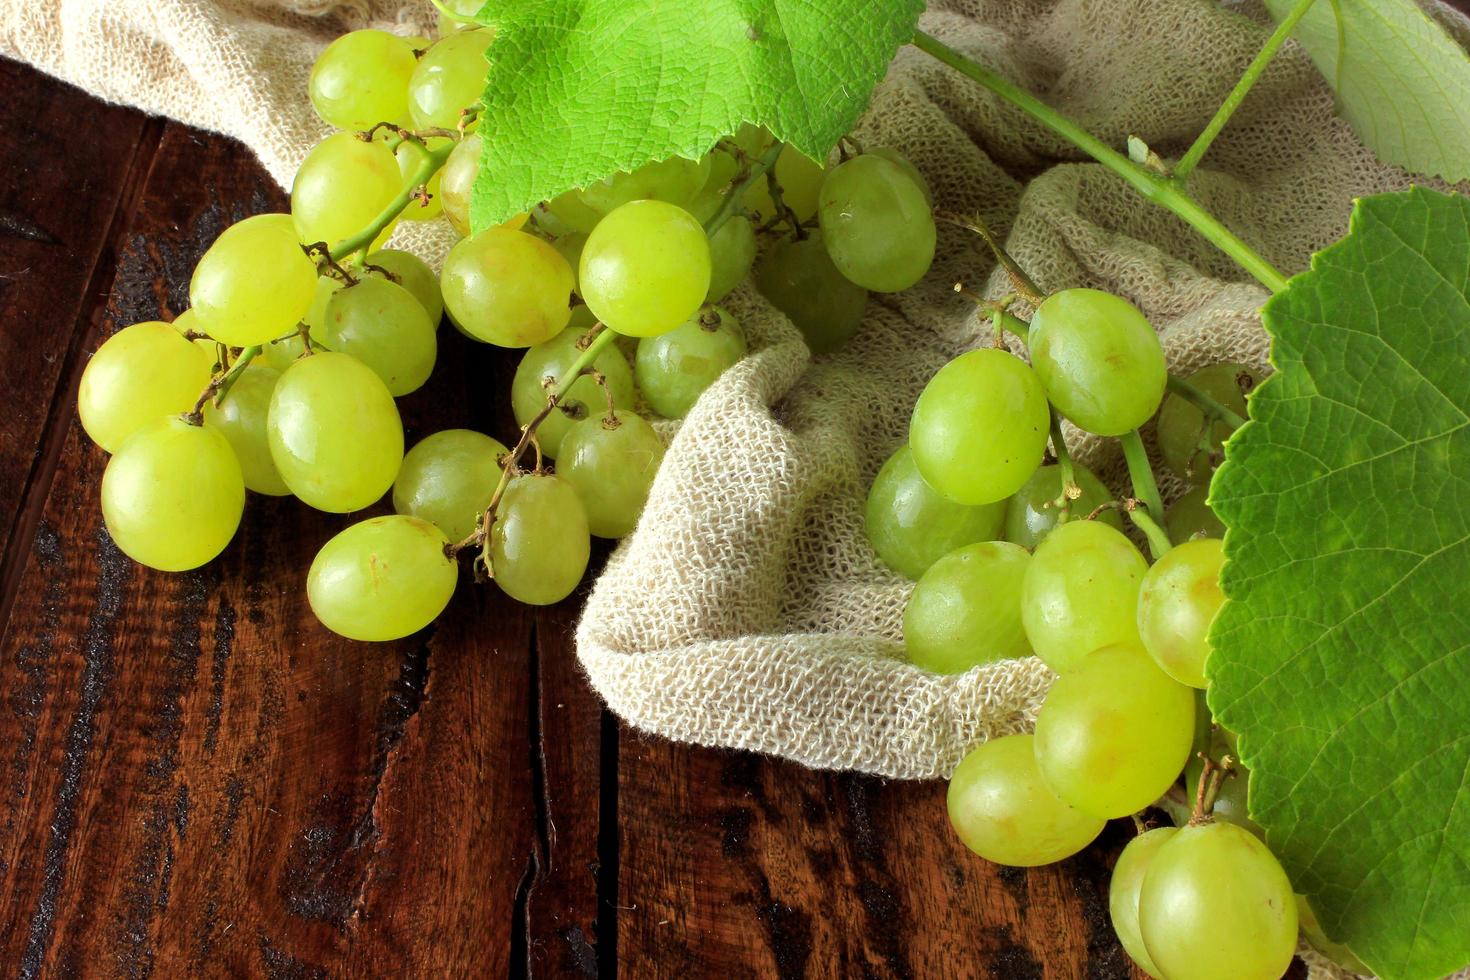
left=202, top=362, right=289, bottom=496
left=439, top=133, right=482, bottom=237
left=267, top=352, right=404, bottom=512
left=407, top=30, right=494, bottom=130
left=365, top=248, right=443, bottom=325
left=393, top=429, right=508, bottom=544
left=905, top=541, right=1032, bottom=673
left=1109, top=827, right=1177, bottom=980
left=395, top=139, right=444, bottom=222
left=946, top=734, right=1104, bottom=867
left=1184, top=727, right=1261, bottom=838
left=742, top=145, right=824, bottom=223
left=634, top=307, right=747, bottom=419
left=441, top=227, right=574, bottom=347
left=1020, top=518, right=1147, bottom=673
left=909, top=348, right=1049, bottom=506
left=510, top=327, right=637, bottom=457
left=867, top=146, right=932, bottom=204
left=863, top=444, right=1007, bottom=580
left=318, top=278, right=437, bottom=396
left=580, top=200, right=711, bottom=337
left=579, top=156, right=711, bottom=214
left=190, top=214, right=319, bottom=348
left=78, top=322, right=214, bottom=453
left=1297, top=895, right=1370, bottom=975
left=558, top=410, right=666, bottom=538
left=1029, top=289, right=1167, bottom=436
left=753, top=233, right=867, bottom=355
left=705, top=214, right=756, bottom=303
left=291, top=132, right=404, bottom=250
left=544, top=189, right=603, bottom=234
left=1138, top=822, right=1298, bottom=980
left=1166, top=485, right=1226, bottom=544
left=1003, top=462, right=1121, bottom=550
left=1137, top=538, right=1224, bottom=689
left=100, top=417, right=244, bottom=571
left=490, top=474, right=591, bottom=605
left=1157, top=362, right=1258, bottom=484
left=307, top=515, right=458, bottom=641
left=552, top=232, right=587, bottom=291
left=817, top=154, right=935, bottom=292
left=308, top=29, right=417, bottom=130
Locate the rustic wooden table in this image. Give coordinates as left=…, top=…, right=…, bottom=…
left=0, top=59, right=1201, bottom=979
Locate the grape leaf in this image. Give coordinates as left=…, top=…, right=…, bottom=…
left=468, top=0, right=924, bottom=228
left=1264, top=0, right=1470, bottom=181
left=1210, top=187, right=1470, bottom=980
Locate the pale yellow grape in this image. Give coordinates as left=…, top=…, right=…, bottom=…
left=365, top=248, right=443, bottom=324
left=904, top=541, right=1032, bottom=672
left=1109, top=828, right=1176, bottom=979
left=580, top=200, right=711, bottom=337
left=1020, top=518, right=1147, bottom=673
left=318, top=278, right=437, bottom=396
left=100, top=417, right=244, bottom=571
left=441, top=228, right=574, bottom=347
left=544, top=189, right=603, bottom=234
left=439, top=133, right=482, bottom=236
left=308, top=29, right=417, bottom=131
left=307, top=515, right=458, bottom=641
left=1137, top=537, right=1225, bottom=688
left=392, top=429, right=508, bottom=543
left=78, top=322, right=214, bottom=453
left=408, top=30, right=494, bottom=130
left=490, top=474, right=591, bottom=605
left=189, top=213, right=318, bottom=348
left=578, top=156, right=711, bottom=214
left=292, top=132, right=403, bottom=249
left=202, top=362, right=290, bottom=496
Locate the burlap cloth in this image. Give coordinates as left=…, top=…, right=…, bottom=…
left=6, top=3, right=1466, bottom=974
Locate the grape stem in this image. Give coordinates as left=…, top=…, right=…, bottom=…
left=1190, top=752, right=1232, bottom=825
left=186, top=344, right=261, bottom=423
left=1127, top=505, right=1174, bottom=562
left=936, top=209, right=1045, bottom=306
left=910, top=30, right=1290, bottom=294
left=1119, top=430, right=1168, bottom=557
left=1047, top=410, right=1078, bottom=524
left=704, top=141, right=784, bottom=239
left=329, top=139, right=456, bottom=261
left=1165, top=374, right=1248, bottom=429
left=1173, top=0, right=1318, bottom=183
left=756, top=149, right=809, bottom=240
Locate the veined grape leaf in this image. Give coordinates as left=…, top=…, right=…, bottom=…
left=1209, top=187, right=1470, bottom=980
left=1264, top=0, right=1470, bottom=181
left=468, top=0, right=924, bottom=228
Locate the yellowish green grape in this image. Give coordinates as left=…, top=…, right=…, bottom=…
left=904, top=541, right=1032, bottom=673
left=553, top=233, right=588, bottom=291
left=1137, top=537, right=1224, bottom=688
left=318, top=278, right=437, bottom=396
left=407, top=30, right=494, bottom=130
left=868, top=146, right=932, bottom=204
left=393, top=429, right=507, bottom=544
left=1003, top=462, right=1122, bottom=550
left=1156, top=362, right=1258, bottom=483
left=190, top=213, right=319, bottom=348
left=578, top=156, right=711, bottom=214
left=267, top=352, right=403, bottom=512
left=263, top=275, right=339, bottom=375
left=704, top=214, right=756, bottom=303
left=1166, top=485, right=1226, bottom=544
left=395, top=139, right=444, bottom=222
left=816, top=153, right=935, bottom=292
left=1109, top=827, right=1177, bottom=979
left=439, top=133, right=482, bottom=237
left=634, top=307, right=746, bottom=420
left=544, top=189, right=603, bottom=234
left=291, top=132, right=403, bottom=249
left=580, top=200, right=711, bottom=337
left=743, top=145, right=824, bottom=223
left=100, top=417, right=244, bottom=571
left=1034, top=642, right=1195, bottom=819
left=202, top=362, right=289, bottom=496
left=558, top=410, right=666, bottom=538
left=307, top=515, right=458, bottom=641
left=442, top=228, right=574, bottom=347
left=1029, top=289, right=1167, bottom=436
left=78, top=322, right=214, bottom=453
left=365, top=248, right=443, bottom=324
left=308, top=29, right=417, bottom=131
left=946, top=734, right=1105, bottom=866
left=490, top=474, right=591, bottom=605
left=1020, top=518, right=1147, bottom=673
left=510, top=327, right=636, bottom=457
left=753, top=233, right=867, bottom=354
left=909, top=348, right=1049, bottom=506
left=864, top=444, right=1006, bottom=580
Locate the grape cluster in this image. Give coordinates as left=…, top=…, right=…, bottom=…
left=77, top=22, right=936, bottom=645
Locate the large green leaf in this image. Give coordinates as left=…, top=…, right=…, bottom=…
left=1265, top=0, right=1470, bottom=180
left=1210, top=187, right=1470, bottom=980
left=468, top=0, right=924, bottom=228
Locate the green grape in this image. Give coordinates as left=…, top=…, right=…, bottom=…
left=439, top=133, right=481, bottom=237
left=511, top=327, right=637, bottom=457
left=1003, top=462, right=1121, bottom=550
left=1167, top=486, right=1225, bottom=544
left=1184, top=727, right=1262, bottom=838
left=1137, top=538, right=1224, bottom=689
left=634, top=307, right=747, bottom=419
left=267, top=352, right=404, bottom=512
left=743, top=145, right=824, bottom=223
left=703, top=213, right=756, bottom=303
left=904, top=541, right=1032, bottom=673
left=552, top=232, right=587, bottom=291
left=1156, top=362, right=1258, bottom=483
left=1020, top=518, right=1147, bottom=673
left=365, top=248, right=443, bottom=324
left=580, top=200, right=710, bottom=337
left=816, top=154, right=935, bottom=292
left=578, top=156, right=711, bottom=214
left=408, top=30, right=494, bottom=130
left=868, top=146, right=932, bottom=204
left=78, top=321, right=214, bottom=453
left=1138, top=822, right=1298, bottom=980
left=393, top=429, right=508, bottom=544
left=308, top=29, right=417, bottom=130
left=202, top=362, right=289, bottom=496
left=291, top=132, right=403, bottom=249
left=909, top=348, right=1049, bottom=506
left=442, top=227, right=574, bottom=347
left=318, top=278, right=437, bottom=396
left=863, top=444, right=1006, bottom=580
left=1033, top=642, right=1195, bottom=818
left=395, top=139, right=444, bottom=222
left=946, top=734, right=1105, bottom=867
left=490, top=474, right=591, bottom=605
left=558, top=410, right=666, bottom=538
left=753, top=233, right=867, bottom=354
left=1109, top=828, right=1177, bottom=980
left=307, top=515, right=458, bottom=641
left=100, top=417, right=244, bottom=571
left=263, top=275, right=340, bottom=375
left=1029, top=289, right=1167, bottom=436
left=190, top=213, right=319, bottom=348
left=544, top=189, right=603, bottom=234
left=264, top=333, right=309, bottom=372
left=1297, top=895, right=1370, bottom=974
